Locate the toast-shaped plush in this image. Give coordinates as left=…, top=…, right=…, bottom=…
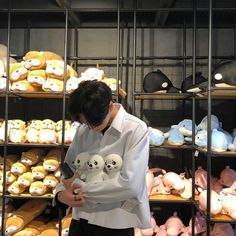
left=40, top=219, right=59, bottom=236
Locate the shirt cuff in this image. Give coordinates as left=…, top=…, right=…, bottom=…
left=54, top=191, right=69, bottom=210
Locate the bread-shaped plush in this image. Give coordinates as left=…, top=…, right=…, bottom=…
left=0, top=198, right=15, bottom=229
left=68, top=65, right=78, bottom=78
left=9, top=62, right=28, bottom=82
left=46, top=60, right=69, bottom=80
left=13, top=216, right=47, bottom=236
left=42, top=78, right=64, bottom=92
left=43, top=174, right=59, bottom=188
left=20, top=148, right=45, bottom=166
left=81, top=67, right=104, bottom=81
left=66, top=76, right=82, bottom=93
left=0, top=170, right=17, bottom=185
left=31, top=162, right=48, bottom=180
left=43, top=148, right=61, bottom=172
left=11, top=80, right=41, bottom=92
left=5, top=199, right=47, bottom=235
left=61, top=214, right=72, bottom=236
left=7, top=181, right=26, bottom=195
left=0, top=154, right=18, bottom=171
left=38, top=119, right=56, bottom=144
left=8, top=119, right=27, bottom=143
left=29, top=181, right=48, bottom=196
left=18, top=172, right=34, bottom=188
left=27, top=69, right=46, bottom=87
left=54, top=168, right=61, bottom=179
left=56, top=120, right=72, bottom=144
left=0, top=77, right=11, bottom=92
left=11, top=161, right=29, bottom=176
left=26, top=119, right=42, bottom=143
left=23, top=51, right=63, bottom=70
left=40, top=219, right=59, bottom=236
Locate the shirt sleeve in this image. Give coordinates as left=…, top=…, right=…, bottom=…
left=78, top=125, right=150, bottom=205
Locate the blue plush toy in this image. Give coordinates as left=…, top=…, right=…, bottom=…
left=165, top=126, right=185, bottom=146
left=148, top=127, right=167, bottom=146
left=177, top=119, right=197, bottom=137
left=197, top=115, right=221, bottom=131
left=228, top=137, right=236, bottom=151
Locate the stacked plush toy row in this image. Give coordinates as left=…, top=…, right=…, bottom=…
left=146, top=166, right=236, bottom=220
left=149, top=114, right=236, bottom=152
left=0, top=119, right=80, bottom=144
left=0, top=198, right=71, bottom=236
left=0, top=148, right=61, bottom=196
left=135, top=211, right=235, bottom=236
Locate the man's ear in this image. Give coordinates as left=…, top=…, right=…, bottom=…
left=109, top=101, right=113, bottom=111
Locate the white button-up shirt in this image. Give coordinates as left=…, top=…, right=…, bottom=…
left=56, top=104, right=151, bottom=229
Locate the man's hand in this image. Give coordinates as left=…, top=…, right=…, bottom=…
left=62, top=173, right=80, bottom=188
left=58, top=184, right=84, bottom=207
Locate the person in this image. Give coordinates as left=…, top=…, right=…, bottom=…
left=55, top=80, right=151, bottom=236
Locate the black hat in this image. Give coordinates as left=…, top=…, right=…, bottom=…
left=212, top=60, right=236, bottom=86
left=143, top=69, right=173, bottom=93
left=181, top=72, right=207, bottom=93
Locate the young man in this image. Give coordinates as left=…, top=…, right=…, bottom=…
left=55, top=80, right=151, bottom=236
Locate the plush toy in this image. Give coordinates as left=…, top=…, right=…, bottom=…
left=221, top=194, right=236, bottom=219
left=197, top=114, right=221, bottom=131
left=0, top=119, right=7, bottom=142
left=66, top=76, right=82, bottom=93
left=13, top=216, right=48, bottom=236
left=0, top=198, right=14, bottom=229
left=11, top=80, right=41, bottom=92
left=9, top=62, right=28, bottom=82
left=27, top=69, right=46, bottom=87
left=172, top=177, right=192, bottom=199
left=188, top=211, right=206, bottom=235
left=5, top=199, right=47, bottom=235
left=26, top=119, right=41, bottom=143
left=42, top=78, right=64, bottom=92
left=31, top=162, right=48, bottom=180
left=11, top=161, right=29, bottom=176
left=73, top=152, right=91, bottom=180
left=198, top=189, right=222, bottom=215
left=0, top=77, right=11, bottom=91
left=61, top=214, right=72, bottom=236
left=40, top=219, right=59, bottom=236
left=159, top=212, right=185, bottom=236
left=4, top=171, right=17, bottom=185
left=0, top=154, right=18, bottom=171
left=7, top=181, right=26, bottom=195
left=141, top=214, right=159, bottom=236
left=104, top=153, right=123, bottom=179
left=150, top=174, right=167, bottom=196
left=148, top=127, right=167, bottom=146
left=85, top=154, right=107, bottom=183
left=221, top=181, right=236, bottom=195
left=219, top=166, right=236, bottom=187
left=165, top=126, right=185, bottom=146
left=0, top=43, right=7, bottom=57
left=18, top=172, right=34, bottom=188
left=81, top=67, right=104, bottom=81
left=23, top=51, right=63, bottom=70
left=54, top=168, right=61, bottom=179
left=8, top=119, right=27, bottom=143
left=43, top=148, right=61, bottom=172
left=20, top=148, right=45, bottom=166
left=176, top=119, right=197, bottom=137
left=43, top=174, right=59, bottom=188
left=29, top=181, right=48, bottom=196
left=55, top=120, right=72, bottom=144
left=195, top=166, right=207, bottom=193
left=38, top=119, right=56, bottom=144
left=45, top=60, right=69, bottom=80
left=162, top=171, right=185, bottom=192
left=212, top=223, right=234, bottom=236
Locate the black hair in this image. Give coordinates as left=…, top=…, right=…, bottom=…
left=68, top=80, right=112, bottom=127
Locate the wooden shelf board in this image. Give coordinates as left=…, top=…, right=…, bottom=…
left=149, top=194, right=191, bottom=203
left=196, top=147, right=236, bottom=157
left=6, top=193, right=55, bottom=198
left=150, top=141, right=192, bottom=150
left=135, top=93, right=190, bottom=100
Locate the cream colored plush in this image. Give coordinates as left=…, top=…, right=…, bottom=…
left=9, top=62, right=28, bottom=82
left=10, top=161, right=29, bottom=176
left=29, top=181, right=48, bottom=196
left=43, top=174, right=59, bottom=188
left=27, top=69, right=47, bottom=87
left=31, top=162, right=48, bottom=180
left=8, top=119, right=27, bottom=143
left=20, top=148, right=45, bottom=166
left=56, top=120, right=72, bottom=144
left=38, top=119, right=56, bottom=144
left=7, top=181, right=26, bottom=195
left=26, top=119, right=42, bottom=143
left=43, top=148, right=61, bottom=172
left=18, top=172, right=34, bottom=188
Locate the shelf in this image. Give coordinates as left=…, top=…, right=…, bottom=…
left=149, top=194, right=192, bottom=204
left=5, top=193, right=54, bottom=199
left=134, top=93, right=191, bottom=100
left=150, top=142, right=192, bottom=150
left=195, top=146, right=236, bottom=157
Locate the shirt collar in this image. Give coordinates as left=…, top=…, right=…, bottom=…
left=109, top=103, right=125, bottom=134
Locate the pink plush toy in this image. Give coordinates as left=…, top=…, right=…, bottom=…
left=150, top=174, right=168, bottom=195
left=172, top=177, right=192, bottom=199
left=146, top=169, right=155, bottom=196
left=141, top=214, right=159, bottom=236
left=221, top=194, right=236, bottom=219
left=219, top=166, right=236, bottom=187
left=212, top=223, right=234, bottom=236
left=195, top=166, right=207, bottom=193
left=188, top=212, right=206, bottom=235
left=160, top=212, right=185, bottom=236
left=198, top=190, right=222, bottom=215
left=211, top=177, right=223, bottom=194
left=162, top=171, right=185, bottom=193
left=156, top=228, right=167, bottom=236
left=221, top=181, right=236, bottom=196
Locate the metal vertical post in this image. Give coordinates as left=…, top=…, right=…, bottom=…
left=206, top=0, right=213, bottom=235
left=116, top=0, right=120, bottom=103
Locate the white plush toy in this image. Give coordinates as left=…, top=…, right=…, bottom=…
left=148, top=127, right=167, bottom=146
left=0, top=77, right=11, bottom=91
left=81, top=67, right=104, bottom=81
left=104, top=154, right=123, bottom=179
left=73, top=152, right=91, bottom=180
left=66, top=76, right=83, bottom=93
left=85, top=154, right=107, bottom=183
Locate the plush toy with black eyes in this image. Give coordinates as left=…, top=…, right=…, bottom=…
left=104, top=154, right=123, bottom=179
left=85, top=154, right=107, bottom=183
left=38, top=119, right=56, bottom=144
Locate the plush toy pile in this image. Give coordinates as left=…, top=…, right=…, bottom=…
left=148, top=114, right=236, bottom=153
left=0, top=148, right=61, bottom=196
left=135, top=211, right=235, bottom=236
left=0, top=118, right=80, bottom=144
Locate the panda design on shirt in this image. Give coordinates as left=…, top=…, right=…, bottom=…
left=85, top=154, right=108, bottom=183
left=104, top=154, right=123, bottom=179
